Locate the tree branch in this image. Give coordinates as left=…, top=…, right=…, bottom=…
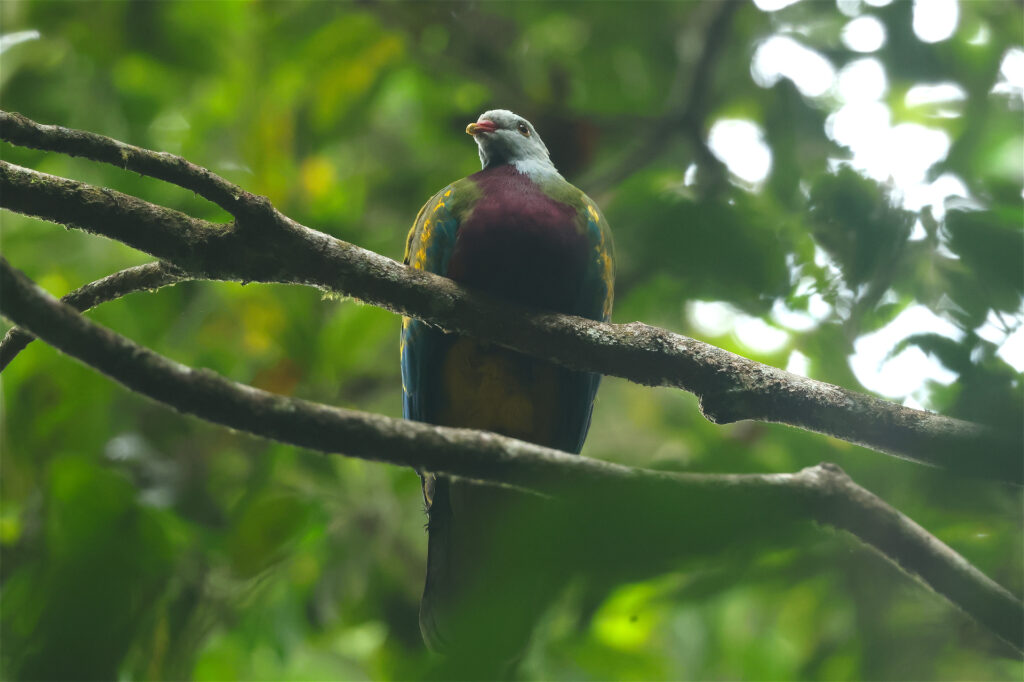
left=0, top=110, right=267, bottom=221
left=1, top=257, right=1020, bottom=654
left=0, top=261, right=186, bottom=370
left=1, top=148, right=1017, bottom=484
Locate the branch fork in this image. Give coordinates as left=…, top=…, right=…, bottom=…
left=1, top=110, right=1021, bottom=654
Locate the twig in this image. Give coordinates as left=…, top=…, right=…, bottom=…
left=1, top=155, right=1018, bottom=483
left=1, top=257, right=1020, bottom=654
left=0, top=261, right=186, bottom=370
left=582, top=0, right=739, bottom=194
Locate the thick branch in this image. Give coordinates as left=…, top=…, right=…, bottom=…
left=0, top=261, right=186, bottom=370
left=1, top=155, right=1017, bottom=483
left=0, top=257, right=1020, bottom=654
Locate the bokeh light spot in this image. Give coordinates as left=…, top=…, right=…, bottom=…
left=913, top=0, right=959, bottom=43
left=850, top=305, right=962, bottom=398
left=0, top=29, right=40, bottom=54
left=842, top=16, right=886, bottom=52
left=992, top=47, right=1024, bottom=99
left=786, top=350, right=810, bottom=377
left=708, top=119, right=772, bottom=184
left=837, top=58, right=887, bottom=102
left=752, top=36, right=836, bottom=98
left=753, top=0, right=803, bottom=11
left=689, top=301, right=791, bottom=354
left=905, top=82, right=967, bottom=107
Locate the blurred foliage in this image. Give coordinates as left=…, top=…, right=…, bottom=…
left=1, top=0, right=1022, bottom=679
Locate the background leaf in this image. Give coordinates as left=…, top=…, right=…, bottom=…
left=1, top=0, right=1021, bottom=679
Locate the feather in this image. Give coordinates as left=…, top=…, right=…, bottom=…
left=401, top=110, right=614, bottom=665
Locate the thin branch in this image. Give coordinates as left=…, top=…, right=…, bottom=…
left=1, top=155, right=1018, bottom=484
left=582, top=0, right=738, bottom=195
left=0, top=261, right=186, bottom=370
left=0, top=110, right=273, bottom=222
left=0, top=257, right=1020, bottom=654
left=806, top=464, right=1024, bottom=656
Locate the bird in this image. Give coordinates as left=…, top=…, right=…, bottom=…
left=401, top=109, right=614, bottom=669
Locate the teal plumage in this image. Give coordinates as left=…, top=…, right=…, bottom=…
left=401, top=110, right=614, bottom=664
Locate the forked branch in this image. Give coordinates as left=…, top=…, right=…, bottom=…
left=1, top=258, right=1020, bottom=654
left=0, top=114, right=1018, bottom=483
left=0, top=261, right=186, bottom=370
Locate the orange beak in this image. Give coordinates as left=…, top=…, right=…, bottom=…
left=466, top=119, right=497, bottom=136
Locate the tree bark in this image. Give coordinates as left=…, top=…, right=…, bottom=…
left=0, top=117, right=1018, bottom=484
left=1, top=256, right=1020, bottom=654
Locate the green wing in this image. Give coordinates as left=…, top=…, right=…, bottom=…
left=558, top=190, right=615, bottom=453
left=576, top=192, right=615, bottom=323
left=401, top=183, right=465, bottom=423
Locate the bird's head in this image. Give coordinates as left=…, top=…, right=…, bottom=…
left=466, top=110, right=558, bottom=178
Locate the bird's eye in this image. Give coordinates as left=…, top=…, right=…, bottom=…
left=517, top=122, right=530, bottom=136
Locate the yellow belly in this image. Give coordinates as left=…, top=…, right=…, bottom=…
left=437, top=337, right=560, bottom=445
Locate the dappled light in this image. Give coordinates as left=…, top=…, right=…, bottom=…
left=993, top=47, right=1024, bottom=99
left=0, top=29, right=38, bottom=55
left=753, top=0, right=803, bottom=13
left=751, top=35, right=835, bottom=97
left=1, top=0, right=1021, bottom=680
left=689, top=300, right=790, bottom=354
left=786, top=349, right=811, bottom=377
left=707, top=118, right=773, bottom=185
left=850, top=304, right=962, bottom=400
left=836, top=58, right=887, bottom=103
left=913, top=0, right=959, bottom=44
left=841, top=15, right=887, bottom=53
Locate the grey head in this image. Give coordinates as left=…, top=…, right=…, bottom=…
left=466, top=109, right=561, bottom=181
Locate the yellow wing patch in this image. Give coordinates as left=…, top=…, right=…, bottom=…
left=413, top=217, right=434, bottom=270
left=406, top=188, right=457, bottom=271
left=586, top=200, right=615, bottom=320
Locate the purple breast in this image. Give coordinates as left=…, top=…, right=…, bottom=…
left=447, top=166, right=586, bottom=313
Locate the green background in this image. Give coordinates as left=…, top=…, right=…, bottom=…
left=1, top=1, right=1021, bottom=679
